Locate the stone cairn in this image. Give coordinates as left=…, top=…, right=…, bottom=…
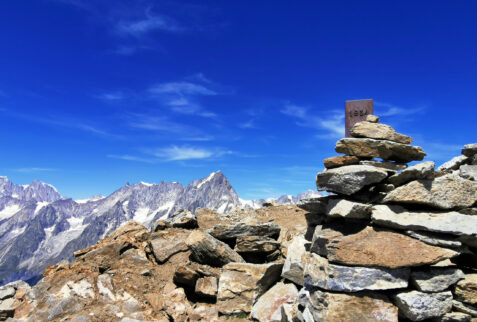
left=289, top=115, right=477, bottom=321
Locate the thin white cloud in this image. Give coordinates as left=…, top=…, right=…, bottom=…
left=374, top=101, right=427, bottom=117
left=281, top=103, right=344, bottom=139
left=128, top=115, right=201, bottom=135
left=149, top=82, right=217, bottom=96
left=116, top=14, right=184, bottom=37
left=107, top=154, right=155, bottom=163
left=96, top=92, right=125, bottom=101
left=238, top=119, right=257, bottom=129
left=13, top=167, right=58, bottom=173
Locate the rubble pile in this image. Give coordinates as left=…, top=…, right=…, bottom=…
left=0, top=115, right=476, bottom=321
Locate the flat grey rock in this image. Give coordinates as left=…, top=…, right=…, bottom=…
left=460, top=165, right=477, bottom=181
left=326, top=199, right=372, bottom=219
left=411, top=268, right=465, bottom=292
left=304, top=253, right=409, bottom=292
left=316, top=165, right=388, bottom=195
left=388, top=161, right=435, bottom=186
left=404, top=230, right=465, bottom=249
left=453, top=300, right=477, bottom=317
left=360, top=160, right=407, bottom=170
left=438, top=155, right=469, bottom=172
left=393, top=291, right=453, bottom=321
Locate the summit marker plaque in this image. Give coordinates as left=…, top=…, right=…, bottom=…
left=345, top=99, right=374, bottom=137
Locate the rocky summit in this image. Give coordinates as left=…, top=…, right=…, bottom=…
left=1, top=114, right=477, bottom=321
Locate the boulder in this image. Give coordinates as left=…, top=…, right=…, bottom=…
left=0, top=286, right=15, bottom=300
left=326, top=199, right=372, bottom=219
left=366, top=114, right=380, bottom=123
left=455, top=274, right=477, bottom=305
left=393, top=291, right=453, bottom=321
left=281, top=236, right=308, bottom=285
left=388, top=161, right=435, bottom=186
left=453, top=300, right=477, bottom=317
left=411, top=268, right=465, bottom=292
left=462, top=144, right=477, bottom=157
left=217, top=262, right=283, bottom=314
left=251, top=282, right=298, bottom=322
left=316, top=165, right=388, bottom=195
left=350, top=121, right=413, bottom=144
left=186, top=230, right=245, bottom=267
left=207, top=222, right=280, bottom=241
left=195, top=277, right=217, bottom=299
left=460, top=165, right=477, bottom=181
left=149, top=229, right=190, bottom=263
left=300, top=289, right=398, bottom=322
left=323, top=155, right=360, bottom=169
left=234, top=235, right=280, bottom=254
left=435, top=312, right=472, bottom=322
left=383, top=174, right=477, bottom=210
left=335, top=138, right=426, bottom=162
left=316, top=226, right=458, bottom=268
left=304, top=253, right=409, bottom=292
left=359, top=160, right=408, bottom=171
left=372, top=205, right=477, bottom=244
left=438, top=155, right=470, bottom=172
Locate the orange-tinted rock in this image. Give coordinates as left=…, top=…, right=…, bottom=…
left=322, top=226, right=458, bottom=268
left=323, top=156, right=360, bottom=169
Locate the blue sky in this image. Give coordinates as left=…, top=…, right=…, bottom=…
left=0, top=0, right=476, bottom=200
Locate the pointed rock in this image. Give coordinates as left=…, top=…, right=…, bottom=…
left=383, top=174, right=477, bottom=210
left=316, top=165, right=388, bottom=195
left=186, top=230, right=245, bottom=267
left=316, top=226, right=458, bottom=268
left=251, top=282, right=298, bottom=322
left=217, top=262, right=283, bottom=315
left=350, top=121, right=413, bottom=144
left=335, top=138, right=426, bottom=162
left=304, top=253, right=409, bottom=292
left=393, top=291, right=453, bottom=321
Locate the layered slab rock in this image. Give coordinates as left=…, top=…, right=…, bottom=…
left=411, top=268, right=464, bottom=292
left=335, top=138, right=426, bottom=162
left=460, top=165, right=477, bottom=181
left=195, top=277, right=218, bottom=299
left=327, top=199, right=372, bottom=219
left=217, top=262, right=283, bottom=315
left=388, top=161, right=435, bottom=186
left=250, top=282, right=298, bottom=322
left=323, top=155, right=360, bottom=169
left=453, top=300, right=477, bottom=317
left=186, top=231, right=245, bottom=267
left=300, top=289, right=398, bottom=322
left=404, top=230, right=465, bottom=249
left=437, top=312, right=472, bottom=322
left=438, top=155, right=469, bottom=172
left=207, top=222, right=280, bottom=241
left=462, top=144, right=477, bottom=157
left=360, top=160, right=408, bottom=171
left=149, top=229, right=190, bottom=263
left=317, top=226, right=458, bottom=268
left=304, top=253, right=409, bottom=292
left=455, top=274, right=477, bottom=305
left=281, top=236, right=308, bottom=286
left=372, top=205, right=477, bottom=243
left=316, top=165, right=388, bottom=195
left=393, top=291, right=453, bottom=321
left=296, top=197, right=329, bottom=214
left=350, top=121, right=413, bottom=144
left=383, top=174, right=477, bottom=209
left=234, top=236, right=280, bottom=254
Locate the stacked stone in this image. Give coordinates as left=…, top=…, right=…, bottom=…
left=282, top=115, right=477, bottom=321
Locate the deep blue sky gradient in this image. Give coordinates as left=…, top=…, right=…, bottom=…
left=0, top=0, right=476, bottom=199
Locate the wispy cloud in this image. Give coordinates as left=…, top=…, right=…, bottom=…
left=12, top=167, right=58, bottom=173
left=107, top=154, right=155, bottom=163
left=374, top=101, right=427, bottom=117
left=96, top=91, right=125, bottom=101
left=128, top=114, right=202, bottom=136
left=281, top=103, right=344, bottom=139
left=149, top=81, right=217, bottom=96
left=116, top=14, right=184, bottom=37
left=238, top=119, right=257, bottom=129
left=151, top=146, right=216, bottom=161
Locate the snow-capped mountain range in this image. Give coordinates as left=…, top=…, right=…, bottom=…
left=0, top=171, right=320, bottom=286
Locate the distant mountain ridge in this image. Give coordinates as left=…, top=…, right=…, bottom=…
left=0, top=171, right=320, bottom=286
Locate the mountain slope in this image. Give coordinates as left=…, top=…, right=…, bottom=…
left=0, top=171, right=320, bottom=285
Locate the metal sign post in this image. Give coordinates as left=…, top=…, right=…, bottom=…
left=345, top=99, right=374, bottom=137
